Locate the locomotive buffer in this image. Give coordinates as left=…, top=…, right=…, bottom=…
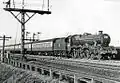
left=3, top=0, right=51, bottom=60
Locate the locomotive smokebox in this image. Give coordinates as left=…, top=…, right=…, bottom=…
left=99, top=31, right=103, bottom=35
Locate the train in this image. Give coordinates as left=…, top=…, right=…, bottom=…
left=0, top=31, right=118, bottom=60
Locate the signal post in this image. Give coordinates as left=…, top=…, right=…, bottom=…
left=0, top=35, right=11, bottom=62
left=3, top=0, right=51, bottom=60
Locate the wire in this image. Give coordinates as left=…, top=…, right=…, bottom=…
left=13, top=0, right=15, bottom=8
left=14, top=22, right=19, bottom=50
left=22, top=0, right=24, bottom=9
left=42, top=0, right=44, bottom=10
left=0, top=9, right=5, bottom=19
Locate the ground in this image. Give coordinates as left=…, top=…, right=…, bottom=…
left=0, top=62, right=60, bottom=83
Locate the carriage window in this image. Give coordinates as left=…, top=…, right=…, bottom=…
left=27, top=65, right=30, bottom=70
left=31, top=66, right=35, bottom=71
left=23, top=64, right=25, bottom=69
left=20, top=63, right=22, bottom=67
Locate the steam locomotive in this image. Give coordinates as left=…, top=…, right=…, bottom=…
left=0, top=31, right=117, bottom=60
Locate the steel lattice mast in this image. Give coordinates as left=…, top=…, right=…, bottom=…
left=3, top=0, right=51, bottom=60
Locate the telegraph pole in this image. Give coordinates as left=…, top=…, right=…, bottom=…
left=0, top=35, right=11, bottom=62
left=3, top=0, right=51, bottom=60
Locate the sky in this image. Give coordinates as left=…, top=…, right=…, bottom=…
left=0, top=0, right=120, bottom=46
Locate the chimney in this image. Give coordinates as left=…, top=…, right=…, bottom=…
left=99, top=31, right=103, bottom=34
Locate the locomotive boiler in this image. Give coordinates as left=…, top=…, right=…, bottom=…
left=70, top=31, right=110, bottom=47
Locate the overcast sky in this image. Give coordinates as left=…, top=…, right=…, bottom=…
left=0, top=0, right=120, bottom=46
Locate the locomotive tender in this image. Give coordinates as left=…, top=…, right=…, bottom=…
left=0, top=31, right=117, bottom=60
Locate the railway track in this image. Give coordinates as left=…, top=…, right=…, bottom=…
left=8, top=54, right=120, bottom=82
left=11, top=54, right=120, bottom=70
left=25, top=54, right=120, bottom=70
left=29, top=59, right=120, bottom=82
left=55, top=59, right=120, bottom=70
left=30, top=58, right=120, bottom=71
